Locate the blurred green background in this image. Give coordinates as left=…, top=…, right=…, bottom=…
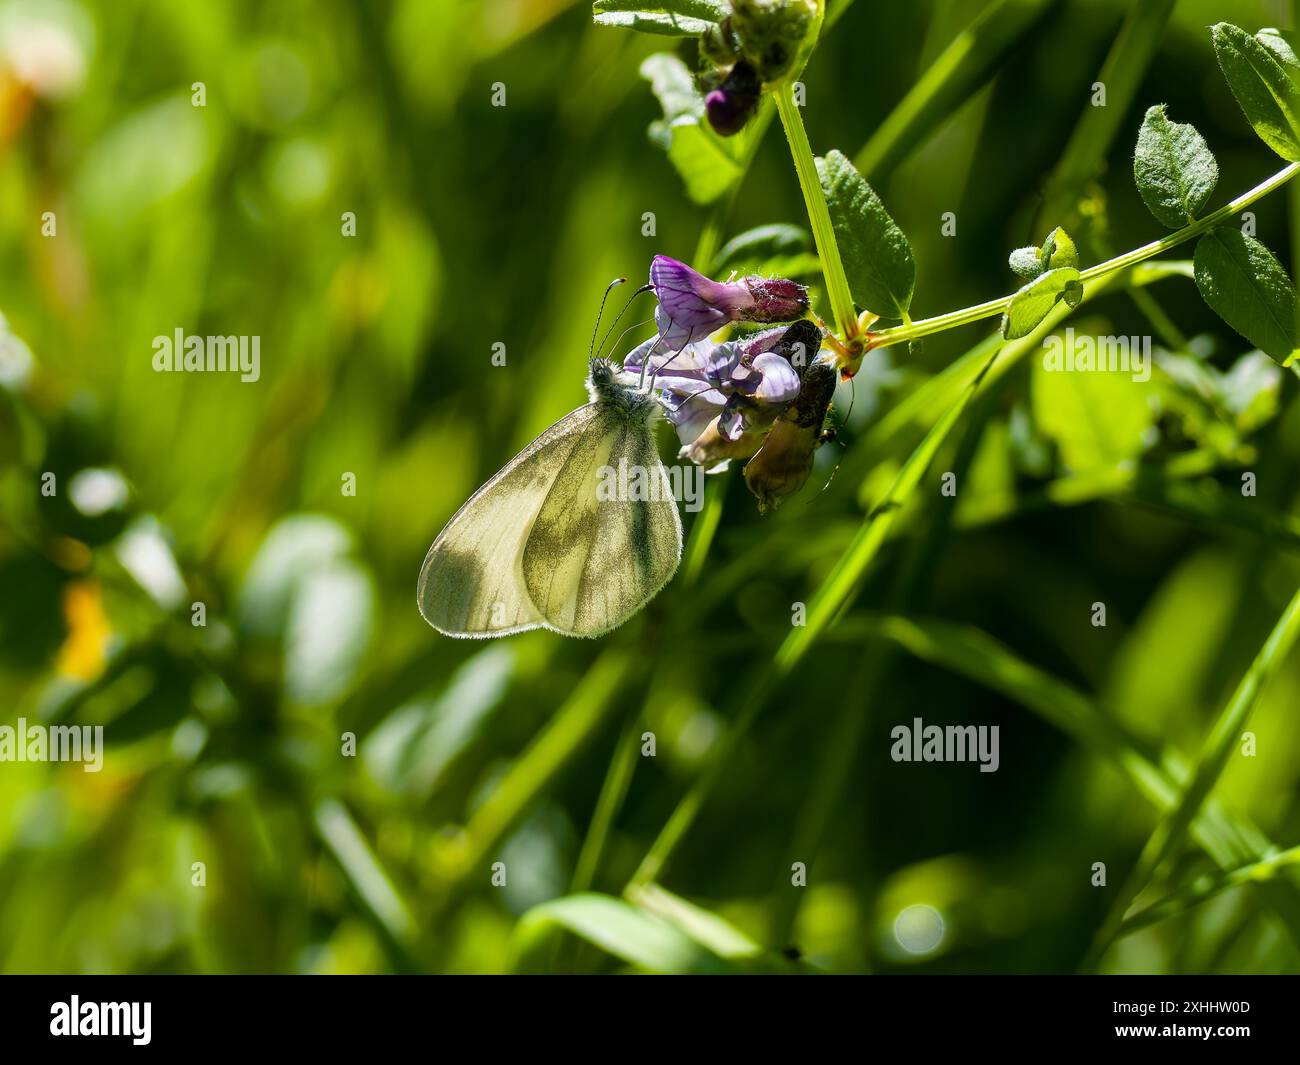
left=2, top=0, right=1300, bottom=974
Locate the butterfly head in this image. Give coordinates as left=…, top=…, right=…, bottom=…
left=587, top=357, right=658, bottom=422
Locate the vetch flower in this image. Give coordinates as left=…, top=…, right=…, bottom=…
left=716, top=330, right=801, bottom=441
left=622, top=334, right=738, bottom=447
left=649, top=254, right=809, bottom=350
left=624, top=319, right=820, bottom=471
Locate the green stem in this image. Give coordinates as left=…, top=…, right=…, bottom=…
left=442, top=650, right=636, bottom=892
left=570, top=710, right=643, bottom=897
left=870, top=161, right=1300, bottom=350
left=1117, top=845, right=1300, bottom=939
left=1083, top=580, right=1300, bottom=971
left=774, top=80, right=858, bottom=339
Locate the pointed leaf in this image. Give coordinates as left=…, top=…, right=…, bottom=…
left=815, top=149, right=915, bottom=318
left=1193, top=227, right=1296, bottom=362
left=1211, top=22, right=1300, bottom=161
left=593, top=1, right=725, bottom=36
left=1134, top=104, right=1218, bottom=228
left=640, top=53, right=748, bottom=205
left=512, top=893, right=737, bottom=973
left=1001, top=267, right=1083, bottom=340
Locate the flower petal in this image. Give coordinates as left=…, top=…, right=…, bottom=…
left=651, top=255, right=754, bottom=347
left=750, top=353, right=801, bottom=405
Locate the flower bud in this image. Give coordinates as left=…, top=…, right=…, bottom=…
left=730, top=0, right=819, bottom=84
left=705, top=59, right=761, bottom=137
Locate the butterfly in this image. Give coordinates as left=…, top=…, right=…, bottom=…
left=418, top=293, right=683, bottom=639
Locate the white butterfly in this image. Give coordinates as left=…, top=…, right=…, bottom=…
left=417, top=356, right=683, bottom=639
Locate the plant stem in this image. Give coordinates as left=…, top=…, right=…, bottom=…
left=1117, top=845, right=1300, bottom=939
left=1082, top=580, right=1300, bottom=971
left=869, top=161, right=1300, bottom=350
left=774, top=80, right=859, bottom=340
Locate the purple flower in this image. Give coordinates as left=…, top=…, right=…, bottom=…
left=649, top=255, right=809, bottom=350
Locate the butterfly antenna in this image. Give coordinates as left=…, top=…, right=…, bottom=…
left=595, top=283, right=653, bottom=365
left=647, top=325, right=698, bottom=392
left=589, top=277, right=627, bottom=367
left=807, top=460, right=842, bottom=504
left=601, top=316, right=656, bottom=363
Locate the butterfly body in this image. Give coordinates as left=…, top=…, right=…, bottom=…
left=418, top=358, right=682, bottom=639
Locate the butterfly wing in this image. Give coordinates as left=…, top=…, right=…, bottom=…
left=522, top=410, right=682, bottom=637
left=418, top=404, right=602, bottom=638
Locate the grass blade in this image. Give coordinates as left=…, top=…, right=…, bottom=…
left=854, top=0, right=1057, bottom=179
left=830, top=614, right=1300, bottom=944
left=1119, top=846, right=1300, bottom=938
left=1084, top=582, right=1300, bottom=969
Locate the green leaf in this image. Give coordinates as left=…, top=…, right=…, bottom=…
left=1218, top=350, right=1282, bottom=431
left=640, top=52, right=701, bottom=142
left=512, top=893, right=737, bottom=973
left=1001, top=267, right=1083, bottom=339
left=1256, top=27, right=1300, bottom=75
left=1211, top=22, right=1300, bottom=161
left=667, top=120, right=744, bottom=202
left=1031, top=348, right=1157, bottom=471
left=1133, top=104, right=1218, bottom=228
left=1193, top=227, right=1296, bottom=362
left=815, top=149, right=915, bottom=318
left=640, top=53, right=747, bottom=205
left=625, top=883, right=763, bottom=958
left=592, top=1, right=724, bottom=36
left=713, top=223, right=809, bottom=267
